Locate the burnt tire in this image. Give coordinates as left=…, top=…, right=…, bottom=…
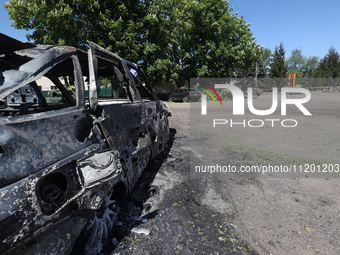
left=72, top=192, right=120, bottom=255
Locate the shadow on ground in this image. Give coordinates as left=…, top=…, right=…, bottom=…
left=110, top=125, right=258, bottom=255
left=97, top=128, right=177, bottom=254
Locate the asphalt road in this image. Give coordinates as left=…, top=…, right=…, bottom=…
left=112, top=102, right=256, bottom=255
left=112, top=93, right=340, bottom=255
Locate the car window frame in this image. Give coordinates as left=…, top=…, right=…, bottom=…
left=0, top=53, right=85, bottom=123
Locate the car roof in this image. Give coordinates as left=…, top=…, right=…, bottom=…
left=0, top=34, right=80, bottom=99
left=0, top=33, right=141, bottom=100
left=0, top=33, right=36, bottom=55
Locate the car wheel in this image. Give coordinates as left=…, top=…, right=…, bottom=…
left=73, top=190, right=120, bottom=255
left=183, top=97, right=188, bottom=103
left=168, top=97, right=173, bottom=102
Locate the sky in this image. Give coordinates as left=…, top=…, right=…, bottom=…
left=1, top=0, right=340, bottom=59
left=0, top=2, right=32, bottom=42
left=228, top=0, right=340, bottom=59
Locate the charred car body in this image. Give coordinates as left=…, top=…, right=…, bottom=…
left=0, top=33, right=170, bottom=254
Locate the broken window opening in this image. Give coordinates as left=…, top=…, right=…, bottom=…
left=128, top=65, right=157, bottom=102
left=0, top=57, right=78, bottom=117
left=84, top=61, right=135, bottom=106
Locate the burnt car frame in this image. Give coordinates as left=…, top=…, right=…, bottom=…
left=0, top=33, right=170, bottom=254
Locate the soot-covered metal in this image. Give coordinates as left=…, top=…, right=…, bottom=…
left=0, top=33, right=171, bottom=254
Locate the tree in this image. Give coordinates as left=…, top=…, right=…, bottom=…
left=318, top=47, right=340, bottom=78
left=234, top=60, right=267, bottom=91
left=269, top=43, right=288, bottom=79
left=5, top=0, right=146, bottom=62
left=302, top=56, right=319, bottom=78
left=287, top=48, right=305, bottom=73
left=142, top=0, right=262, bottom=87
left=314, top=70, right=327, bottom=78
left=261, top=47, right=271, bottom=74
left=285, top=48, right=319, bottom=79
left=235, top=60, right=266, bottom=78
left=310, top=69, right=327, bottom=87
left=5, top=0, right=262, bottom=88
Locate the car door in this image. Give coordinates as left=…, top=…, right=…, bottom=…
left=127, top=63, right=170, bottom=158
left=86, top=42, right=151, bottom=190
left=173, top=89, right=182, bottom=100
left=0, top=53, right=99, bottom=188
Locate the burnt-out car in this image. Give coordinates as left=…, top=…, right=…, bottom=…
left=0, top=33, right=170, bottom=254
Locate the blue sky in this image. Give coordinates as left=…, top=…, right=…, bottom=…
left=228, top=0, right=340, bottom=59
left=1, top=1, right=340, bottom=59
left=0, top=3, right=32, bottom=42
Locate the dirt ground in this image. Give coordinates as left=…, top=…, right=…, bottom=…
left=111, top=92, right=340, bottom=255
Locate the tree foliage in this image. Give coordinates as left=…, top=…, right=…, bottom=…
left=5, top=0, right=261, bottom=88
left=269, top=43, right=288, bottom=79
left=4, top=0, right=145, bottom=61
left=318, top=47, right=340, bottom=78
left=303, top=56, right=319, bottom=78
left=286, top=49, right=319, bottom=79
left=144, top=0, right=262, bottom=86
left=287, top=48, right=305, bottom=73
left=235, top=61, right=266, bottom=79
left=261, top=47, right=271, bottom=74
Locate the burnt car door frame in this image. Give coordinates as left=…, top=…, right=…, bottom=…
left=87, top=42, right=152, bottom=191
left=125, top=60, right=170, bottom=157
left=0, top=49, right=110, bottom=253
left=86, top=42, right=170, bottom=192
left=0, top=51, right=101, bottom=187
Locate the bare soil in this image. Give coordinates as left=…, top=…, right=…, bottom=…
left=111, top=92, right=340, bottom=255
